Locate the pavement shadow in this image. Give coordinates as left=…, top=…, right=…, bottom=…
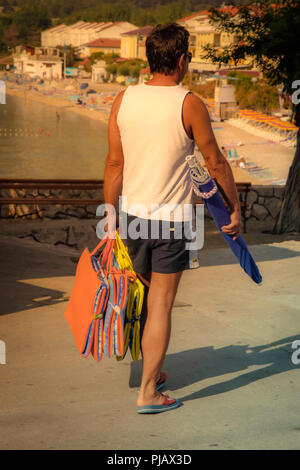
left=0, top=239, right=76, bottom=316
left=0, top=279, right=68, bottom=316
left=202, top=218, right=300, bottom=254
left=197, top=243, right=300, bottom=267
left=129, top=335, right=300, bottom=401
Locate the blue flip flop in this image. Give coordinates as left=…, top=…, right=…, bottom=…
left=137, top=395, right=181, bottom=414
left=137, top=371, right=167, bottom=392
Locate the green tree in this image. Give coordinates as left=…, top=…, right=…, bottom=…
left=2, top=22, right=19, bottom=48
left=89, top=51, right=104, bottom=65
left=202, top=0, right=300, bottom=234
left=118, top=63, right=130, bottom=76
left=106, top=63, right=117, bottom=75
left=226, top=71, right=278, bottom=113
left=13, top=2, right=51, bottom=39
left=49, top=0, right=63, bottom=18
left=102, top=53, right=119, bottom=65
left=57, top=44, right=78, bottom=67
left=130, top=65, right=140, bottom=78
left=1, top=0, right=14, bottom=15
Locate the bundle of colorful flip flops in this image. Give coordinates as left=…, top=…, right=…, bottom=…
left=113, top=232, right=145, bottom=362
left=64, top=231, right=145, bottom=363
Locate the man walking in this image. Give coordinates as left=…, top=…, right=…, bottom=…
left=104, top=23, right=240, bottom=414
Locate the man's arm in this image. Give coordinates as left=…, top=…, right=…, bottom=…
left=183, top=92, right=241, bottom=239
left=103, top=90, right=125, bottom=229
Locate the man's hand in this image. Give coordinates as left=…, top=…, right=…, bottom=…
left=221, top=211, right=241, bottom=240
left=104, top=212, right=119, bottom=238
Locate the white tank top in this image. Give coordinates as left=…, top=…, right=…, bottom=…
left=117, top=83, right=195, bottom=221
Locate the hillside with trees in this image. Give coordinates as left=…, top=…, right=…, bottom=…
left=0, top=0, right=251, bottom=54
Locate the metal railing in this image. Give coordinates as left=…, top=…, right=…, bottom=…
left=0, top=178, right=104, bottom=206
left=0, top=178, right=250, bottom=232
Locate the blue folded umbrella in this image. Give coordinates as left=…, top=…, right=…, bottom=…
left=186, top=155, right=262, bottom=284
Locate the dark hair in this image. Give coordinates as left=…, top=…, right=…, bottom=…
left=146, top=23, right=190, bottom=75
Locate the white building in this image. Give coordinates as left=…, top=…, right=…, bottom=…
left=177, top=8, right=254, bottom=70
left=13, top=45, right=63, bottom=79
left=91, top=60, right=106, bottom=83
left=42, top=21, right=137, bottom=58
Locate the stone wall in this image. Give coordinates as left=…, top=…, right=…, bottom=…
left=0, top=188, right=103, bottom=220
left=243, top=185, right=285, bottom=232
left=1, top=185, right=285, bottom=233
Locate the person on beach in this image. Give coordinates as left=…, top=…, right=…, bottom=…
left=103, top=22, right=240, bottom=414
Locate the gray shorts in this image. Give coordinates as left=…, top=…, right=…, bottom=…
left=119, top=212, right=193, bottom=274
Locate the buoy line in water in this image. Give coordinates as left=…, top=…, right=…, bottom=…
left=0, top=128, right=50, bottom=137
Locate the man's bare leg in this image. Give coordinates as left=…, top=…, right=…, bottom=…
left=139, top=272, right=150, bottom=343
left=139, top=273, right=162, bottom=384
left=139, top=274, right=165, bottom=385
left=137, top=271, right=183, bottom=407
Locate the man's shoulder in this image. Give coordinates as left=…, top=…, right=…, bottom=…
left=184, top=90, right=206, bottom=108
left=182, top=91, right=210, bottom=132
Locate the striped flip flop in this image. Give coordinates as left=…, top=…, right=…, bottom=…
left=137, top=394, right=181, bottom=414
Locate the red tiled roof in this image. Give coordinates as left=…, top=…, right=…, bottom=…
left=87, top=38, right=121, bottom=48
left=141, top=66, right=150, bottom=74
left=177, top=10, right=210, bottom=21
left=79, top=57, right=91, bottom=65
left=0, top=55, right=13, bottom=65
left=178, top=4, right=280, bottom=22
left=96, top=22, right=119, bottom=33
left=17, top=44, right=35, bottom=50
left=121, top=26, right=153, bottom=36
left=218, top=6, right=239, bottom=15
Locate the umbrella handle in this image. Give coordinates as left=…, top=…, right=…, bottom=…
left=213, top=179, right=233, bottom=211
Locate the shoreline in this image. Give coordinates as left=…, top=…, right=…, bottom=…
left=5, top=85, right=113, bottom=124
left=3, top=79, right=293, bottom=185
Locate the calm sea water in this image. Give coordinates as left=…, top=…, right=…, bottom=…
left=0, top=93, right=108, bottom=179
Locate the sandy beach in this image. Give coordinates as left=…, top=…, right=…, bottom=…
left=4, top=79, right=124, bottom=124
left=3, top=74, right=296, bottom=185
left=210, top=121, right=295, bottom=185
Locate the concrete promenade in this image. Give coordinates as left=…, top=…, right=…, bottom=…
left=0, top=230, right=300, bottom=450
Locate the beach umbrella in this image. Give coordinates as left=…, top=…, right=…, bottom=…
left=227, top=148, right=232, bottom=159
left=70, top=94, right=81, bottom=101
left=80, top=83, right=89, bottom=90
left=186, top=155, right=262, bottom=284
